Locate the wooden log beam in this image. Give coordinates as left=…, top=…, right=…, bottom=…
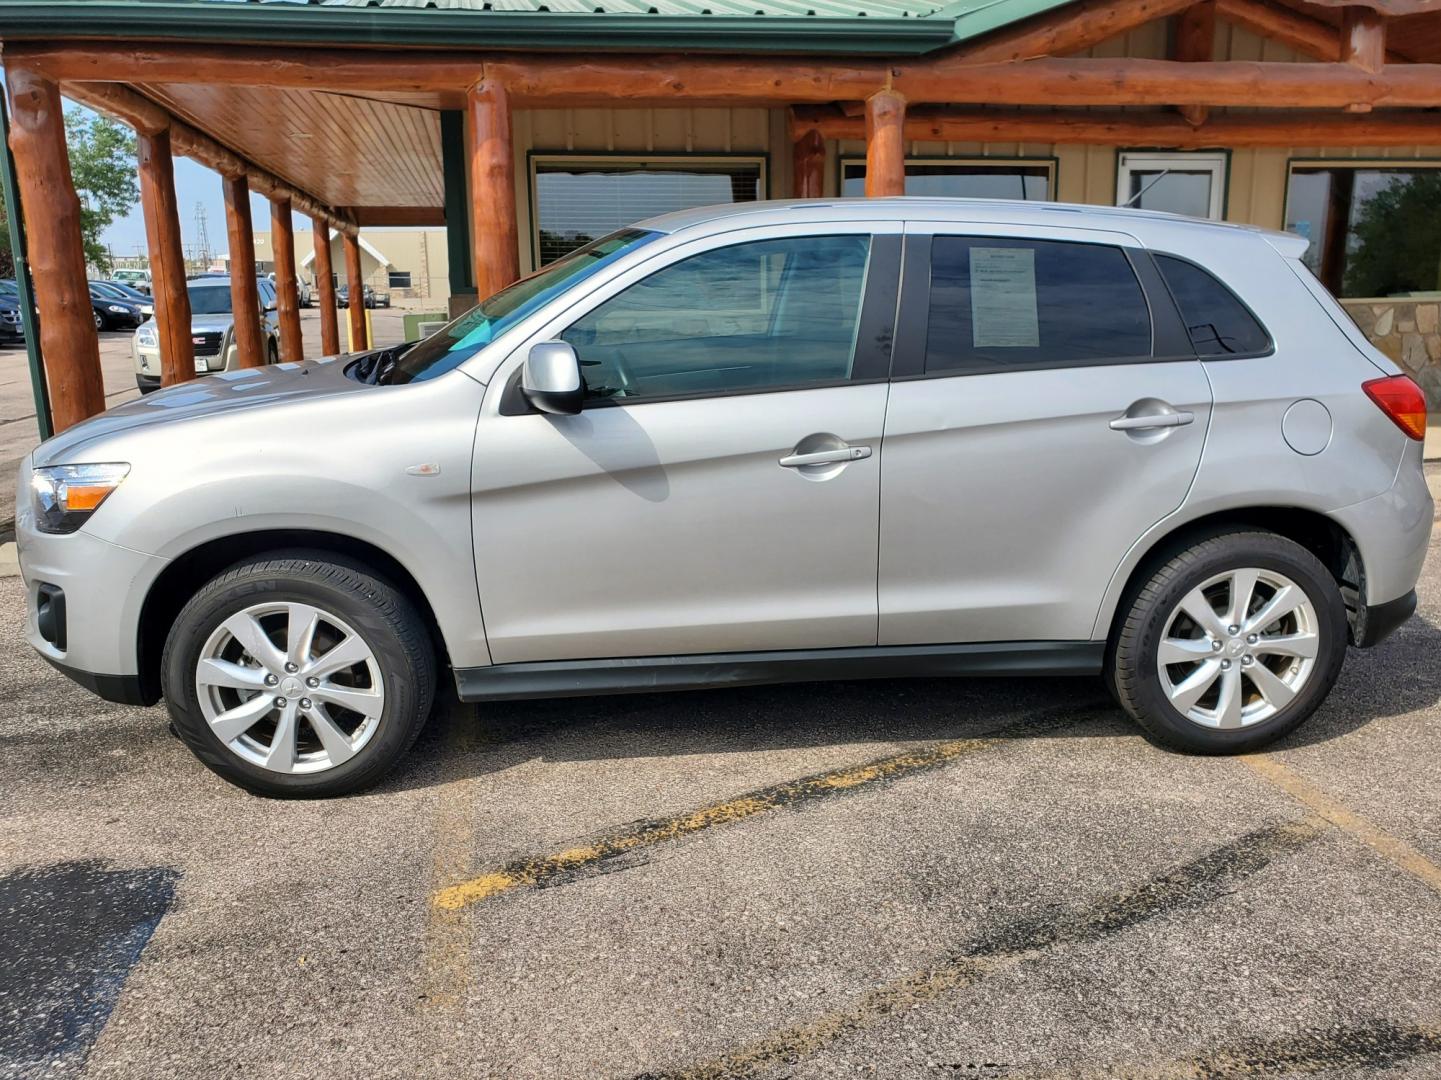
left=864, top=89, right=906, bottom=198
left=16, top=42, right=1441, bottom=109
left=792, top=126, right=825, bottom=199
left=342, top=232, right=369, bottom=352
left=270, top=197, right=303, bottom=364
left=310, top=217, right=341, bottom=356
left=1341, top=5, right=1386, bottom=72
left=468, top=80, right=520, bottom=301
left=1175, top=0, right=1216, bottom=127
left=341, top=206, right=446, bottom=227
left=960, top=0, right=1199, bottom=62
left=794, top=105, right=1441, bottom=147
left=1212, top=0, right=1341, bottom=59
left=221, top=173, right=266, bottom=368
left=64, top=80, right=356, bottom=235
left=4, top=66, right=104, bottom=430
left=137, top=126, right=194, bottom=387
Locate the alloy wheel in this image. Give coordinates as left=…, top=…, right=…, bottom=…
left=1156, top=567, right=1320, bottom=729
left=194, top=601, right=385, bottom=774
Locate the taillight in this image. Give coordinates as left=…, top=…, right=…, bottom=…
left=1363, top=375, right=1427, bottom=441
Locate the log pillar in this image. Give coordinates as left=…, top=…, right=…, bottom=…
left=864, top=89, right=906, bottom=198
left=1175, top=0, right=1216, bottom=127
left=221, top=172, right=265, bottom=367
left=137, top=127, right=194, bottom=386
left=793, top=127, right=825, bottom=199
left=343, top=231, right=369, bottom=351
left=5, top=66, right=104, bottom=430
left=1341, top=5, right=1386, bottom=73
left=310, top=217, right=340, bottom=355
left=270, top=197, right=303, bottom=362
left=467, top=80, right=519, bottom=299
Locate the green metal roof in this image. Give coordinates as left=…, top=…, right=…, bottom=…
left=0, top=0, right=1077, bottom=55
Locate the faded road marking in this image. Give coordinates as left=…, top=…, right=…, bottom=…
left=1242, top=752, right=1441, bottom=896
left=630, top=817, right=1325, bottom=1080
left=433, top=735, right=998, bottom=910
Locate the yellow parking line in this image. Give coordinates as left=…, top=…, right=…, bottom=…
left=432, top=735, right=999, bottom=911
left=1240, top=753, right=1441, bottom=896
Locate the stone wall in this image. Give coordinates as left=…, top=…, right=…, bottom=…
left=1341, top=298, right=1441, bottom=406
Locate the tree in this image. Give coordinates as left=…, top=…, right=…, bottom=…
left=1343, top=171, right=1441, bottom=299
left=0, top=106, right=139, bottom=276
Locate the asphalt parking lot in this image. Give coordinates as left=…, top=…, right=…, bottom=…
left=3, top=471, right=1441, bottom=1079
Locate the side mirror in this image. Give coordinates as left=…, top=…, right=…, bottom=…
left=522, top=341, right=584, bottom=416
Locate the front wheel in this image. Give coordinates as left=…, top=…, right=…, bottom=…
left=162, top=552, right=436, bottom=797
left=1109, top=530, right=1347, bottom=754
left=93, top=311, right=106, bottom=331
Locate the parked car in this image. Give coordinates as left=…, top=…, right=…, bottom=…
left=337, top=283, right=390, bottom=309
left=91, top=279, right=155, bottom=317
left=0, top=294, right=24, bottom=346
left=131, top=276, right=281, bottom=392
left=17, top=199, right=1431, bottom=798
left=111, top=268, right=152, bottom=295
left=87, top=283, right=146, bottom=331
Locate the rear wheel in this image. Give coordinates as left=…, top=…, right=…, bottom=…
left=93, top=310, right=106, bottom=331
left=267, top=339, right=279, bottom=365
left=162, top=552, right=436, bottom=797
left=1110, top=530, right=1346, bottom=754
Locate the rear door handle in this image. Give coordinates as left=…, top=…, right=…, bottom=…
left=1109, top=410, right=1194, bottom=431
left=779, top=445, right=872, bottom=468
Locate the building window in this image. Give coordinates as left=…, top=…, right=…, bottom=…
left=388, top=271, right=412, bottom=289
left=840, top=159, right=1053, bottom=200
left=531, top=155, right=766, bottom=266
left=1285, top=162, right=1441, bottom=298
left=1116, top=151, right=1227, bottom=220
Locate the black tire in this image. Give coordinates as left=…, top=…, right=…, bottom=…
left=267, top=340, right=279, bottom=365
left=1110, top=529, right=1347, bottom=754
left=161, top=551, right=436, bottom=798
left=93, top=310, right=106, bottom=331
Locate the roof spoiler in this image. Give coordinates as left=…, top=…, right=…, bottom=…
left=1261, top=229, right=1311, bottom=260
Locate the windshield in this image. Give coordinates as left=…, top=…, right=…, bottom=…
left=385, top=228, right=660, bottom=385
left=99, top=281, right=149, bottom=301
left=0, top=279, right=17, bottom=297
left=188, top=284, right=233, bottom=315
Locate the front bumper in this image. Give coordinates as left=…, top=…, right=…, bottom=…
left=16, top=457, right=166, bottom=704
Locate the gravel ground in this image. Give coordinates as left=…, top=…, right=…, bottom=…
left=2, top=480, right=1440, bottom=1079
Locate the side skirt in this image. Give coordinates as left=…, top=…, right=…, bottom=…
left=453, top=641, right=1104, bottom=703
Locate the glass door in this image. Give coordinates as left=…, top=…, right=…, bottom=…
left=1117, top=152, right=1227, bottom=220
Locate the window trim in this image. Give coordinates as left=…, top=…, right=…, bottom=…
left=889, top=232, right=1196, bottom=382
left=1148, top=249, right=1276, bottom=363
left=837, top=155, right=1057, bottom=200
left=1281, top=157, right=1441, bottom=300
left=1115, top=150, right=1229, bottom=221
left=526, top=151, right=770, bottom=271
left=499, top=229, right=901, bottom=415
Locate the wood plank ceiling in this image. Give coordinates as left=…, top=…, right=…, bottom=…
left=138, top=82, right=445, bottom=211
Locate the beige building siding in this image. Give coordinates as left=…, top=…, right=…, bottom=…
left=253, top=228, right=452, bottom=301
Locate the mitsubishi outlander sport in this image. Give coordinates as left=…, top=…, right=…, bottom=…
left=17, top=199, right=1431, bottom=797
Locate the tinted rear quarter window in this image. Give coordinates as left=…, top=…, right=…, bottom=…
left=924, top=236, right=1152, bottom=374
left=1155, top=254, right=1271, bottom=357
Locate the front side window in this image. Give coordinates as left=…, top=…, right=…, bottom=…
left=923, top=236, right=1152, bottom=374
left=560, top=234, right=872, bottom=402
left=1155, top=255, right=1270, bottom=357
left=533, top=157, right=764, bottom=266
left=1285, top=164, right=1441, bottom=297
left=841, top=159, right=1053, bottom=200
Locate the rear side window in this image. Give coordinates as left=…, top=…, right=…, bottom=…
left=924, top=236, right=1152, bottom=374
left=1155, top=254, right=1271, bottom=357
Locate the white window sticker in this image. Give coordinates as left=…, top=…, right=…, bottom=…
left=969, top=247, right=1040, bottom=348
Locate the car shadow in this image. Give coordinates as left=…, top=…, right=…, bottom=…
left=383, top=614, right=1441, bottom=794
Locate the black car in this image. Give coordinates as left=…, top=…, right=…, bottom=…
left=0, top=296, right=24, bottom=346
left=337, top=283, right=390, bottom=309
left=88, top=282, right=146, bottom=331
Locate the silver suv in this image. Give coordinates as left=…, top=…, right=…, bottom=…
left=133, top=277, right=281, bottom=392
left=17, top=200, right=1431, bottom=797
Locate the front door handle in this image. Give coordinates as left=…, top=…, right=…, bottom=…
left=1109, top=410, right=1195, bottom=431
left=779, top=445, right=872, bottom=468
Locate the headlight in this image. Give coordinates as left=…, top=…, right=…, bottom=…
left=136, top=326, right=158, bottom=348
left=30, top=463, right=130, bottom=534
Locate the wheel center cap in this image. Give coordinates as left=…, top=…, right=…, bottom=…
left=280, top=676, right=302, bottom=697
left=1226, top=639, right=1245, bottom=657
